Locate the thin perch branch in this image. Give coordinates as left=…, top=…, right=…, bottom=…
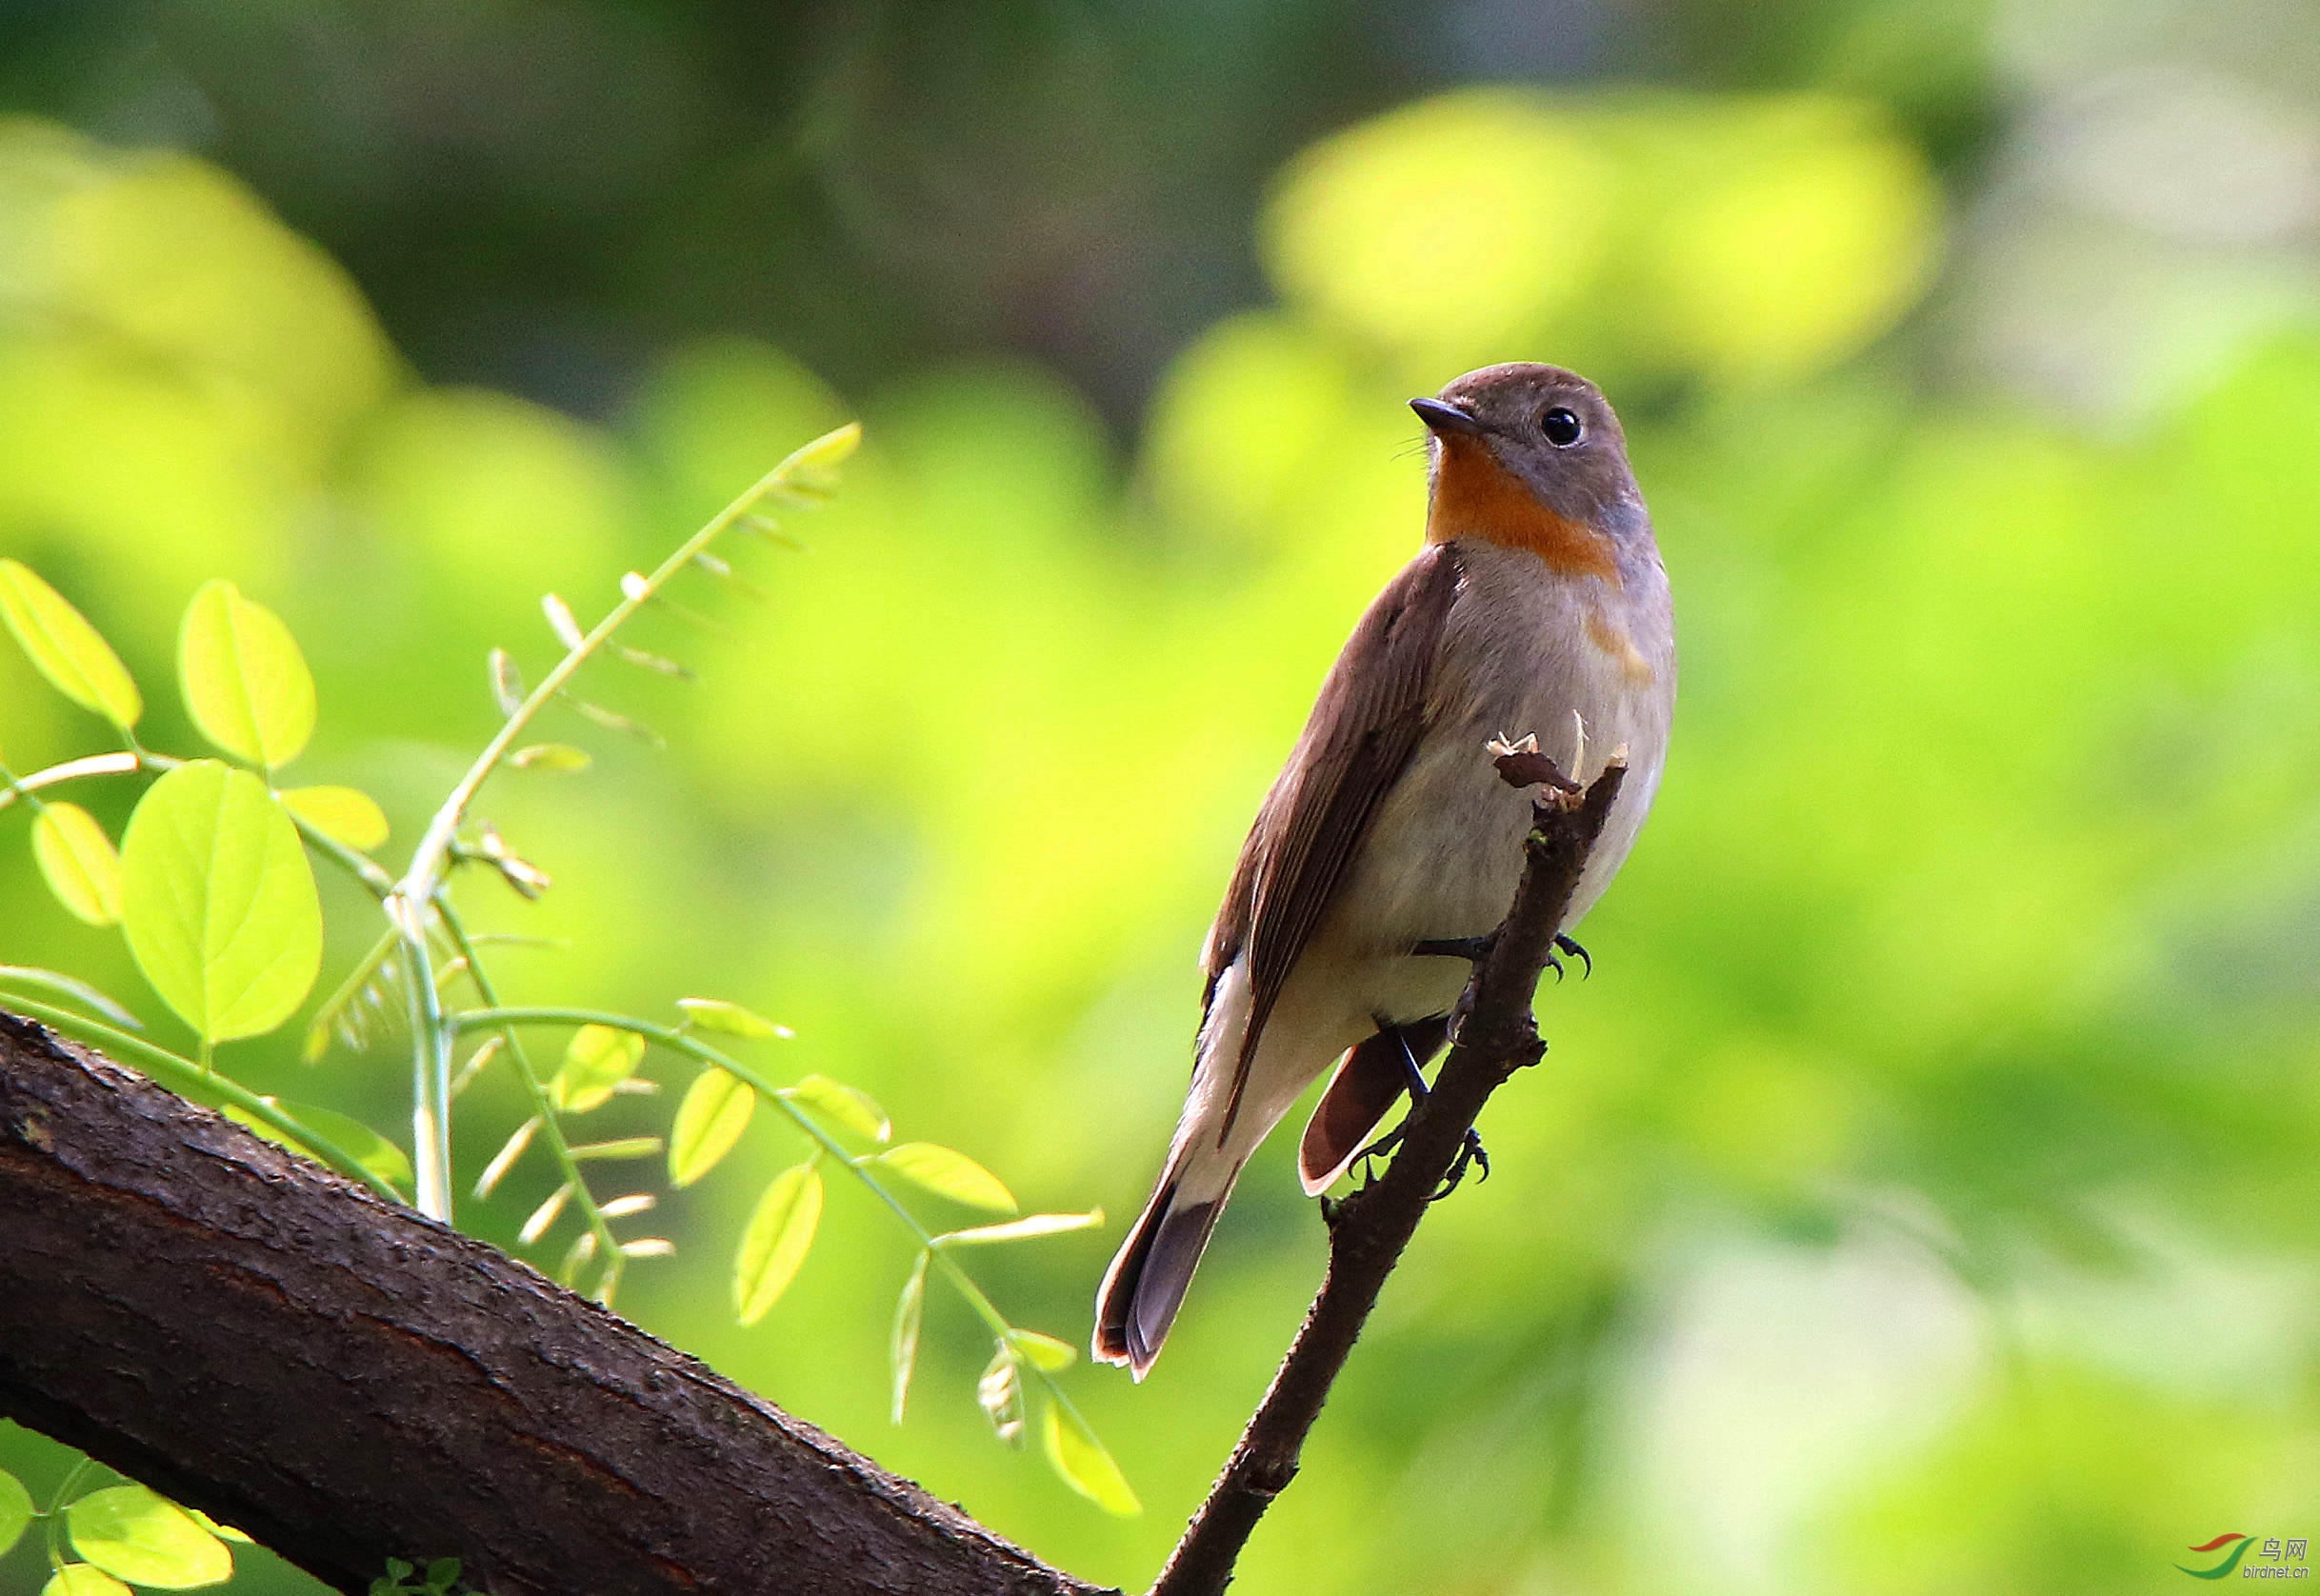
left=1149, top=755, right=1628, bottom=1596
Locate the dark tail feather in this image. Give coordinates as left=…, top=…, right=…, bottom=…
left=1093, top=1175, right=1232, bottom=1379
left=1296, top=1014, right=1451, bottom=1195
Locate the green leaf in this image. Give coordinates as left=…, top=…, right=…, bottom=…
left=278, top=786, right=390, bottom=851
left=675, top=996, right=789, bottom=1039
left=507, top=743, right=590, bottom=773
left=178, top=579, right=315, bottom=768
left=568, top=1136, right=662, bottom=1161
left=0, top=966, right=142, bottom=1028
left=936, top=1210, right=1104, bottom=1248
left=870, top=1142, right=1016, bottom=1213
left=0, top=559, right=142, bottom=728
left=422, top=1557, right=462, bottom=1593
left=0, top=1466, right=32, bottom=1556
left=31, top=801, right=123, bottom=925
left=120, top=761, right=324, bottom=1044
left=1040, top=1401, right=1141, bottom=1516
left=45, top=1567, right=133, bottom=1596
left=185, top=1511, right=250, bottom=1545
left=221, top=1097, right=413, bottom=1193
left=669, top=1067, right=754, bottom=1187
left=733, top=1160, right=822, bottom=1325
left=978, top=1347, right=1026, bottom=1446
left=1007, top=1328, right=1079, bottom=1371
left=782, top=1073, right=889, bottom=1143
left=549, top=1023, right=644, bottom=1112
left=67, top=1485, right=234, bottom=1587
left=890, top=1250, right=928, bottom=1424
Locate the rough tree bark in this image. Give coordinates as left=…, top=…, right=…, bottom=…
left=0, top=1010, right=1110, bottom=1596
left=0, top=753, right=1617, bottom=1596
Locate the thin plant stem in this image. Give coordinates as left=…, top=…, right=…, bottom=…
left=447, top=1003, right=1082, bottom=1409
left=389, top=424, right=859, bottom=1220
left=432, top=905, right=622, bottom=1302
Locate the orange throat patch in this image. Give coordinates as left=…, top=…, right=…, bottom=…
left=1425, top=435, right=1619, bottom=583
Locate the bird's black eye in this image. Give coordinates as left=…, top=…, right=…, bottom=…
left=1540, top=407, right=1583, bottom=447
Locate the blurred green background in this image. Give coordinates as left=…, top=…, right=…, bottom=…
left=3, top=0, right=2319, bottom=1592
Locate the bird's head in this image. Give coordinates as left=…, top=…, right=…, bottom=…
left=1410, top=364, right=1644, bottom=579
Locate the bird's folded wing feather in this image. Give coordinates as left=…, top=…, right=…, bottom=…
left=1205, top=540, right=1463, bottom=1141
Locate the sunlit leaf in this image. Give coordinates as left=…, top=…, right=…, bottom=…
left=619, top=1237, right=674, bottom=1257
left=1040, top=1402, right=1140, bottom=1516
left=675, top=996, right=789, bottom=1039
left=67, top=1485, right=234, bottom=1587
left=474, top=1115, right=541, bottom=1198
left=185, top=1512, right=249, bottom=1545
left=178, top=579, right=316, bottom=768
left=278, top=786, right=390, bottom=851
left=569, top=1136, right=662, bottom=1161
left=782, top=1073, right=888, bottom=1143
left=870, top=1142, right=1015, bottom=1213
left=541, top=592, right=585, bottom=650
left=669, top=1067, right=754, bottom=1187
left=936, top=1210, right=1103, bottom=1248
left=507, top=743, right=590, bottom=773
left=31, top=801, right=122, bottom=925
left=0, top=559, right=142, bottom=728
left=44, top=1567, right=132, bottom=1596
left=222, top=1097, right=413, bottom=1193
left=613, top=644, right=690, bottom=678
left=1007, top=1328, right=1079, bottom=1372
left=120, top=761, right=324, bottom=1044
left=488, top=648, right=525, bottom=717
left=978, top=1347, right=1026, bottom=1446
left=598, top=1192, right=655, bottom=1218
left=0, top=966, right=142, bottom=1028
left=0, top=1466, right=31, bottom=1556
left=561, top=695, right=662, bottom=745
left=549, top=1023, right=644, bottom=1112
left=890, top=1250, right=928, bottom=1424
left=519, top=1182, right=572, bottom=1244
left=733, top=1160, right=822, bottom=1325
left=556, top=1228, right=598, bottom=1286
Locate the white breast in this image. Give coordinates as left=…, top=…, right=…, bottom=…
left=1323, top=539, right=1675, bottom=972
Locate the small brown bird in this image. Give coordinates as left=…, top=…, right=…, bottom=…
left=1094, top=363, right=1675, bottom=1378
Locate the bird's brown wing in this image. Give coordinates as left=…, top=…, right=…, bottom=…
left=1204, top=541, right=1464, bottom=1143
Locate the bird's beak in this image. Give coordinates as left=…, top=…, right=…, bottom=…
left=1409, top=396, right=1489, bottom=436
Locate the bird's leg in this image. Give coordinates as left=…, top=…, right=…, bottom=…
left=1350, top=1025, right=1490, bottom=1198
left=1554, top=933, right=1591, bottom=978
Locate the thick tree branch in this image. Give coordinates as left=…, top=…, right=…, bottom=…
left=0, top=1011, right=1112, bottom=1596
left=1150, top=756, right=1627, bottom=1596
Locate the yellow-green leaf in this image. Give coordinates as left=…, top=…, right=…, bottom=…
left=221, top=1097, right=413, bottom=1194
left=508, top=743, right=590, bottom=772
left=870, top=1142, right=1016, bottom=1213
left=1007, top=1328, right=1079, bottom=1371
left=782, top=1073, right=889, bottom=1142
left=120, top=761, right=324, bottom=1044
left=0, top=1466, right=31, bottom=1556
left=978, top=1347, right=1026, bottom=1446
left=936, top=1210, right=1103, bottom=1248
left=66, top=1485, right=233, bottom=1587
left=549, top=1023, right=644, bottom=1112
left=890, top=1250, right=928, bottom=1424
left=0, top=560, right=142, bottom=728
left=1040, top=1402, right=1140, bottom=1516
left=186, top=1512, right=250, bottom=1546
left=0, top=966, right=141, bottom=1028
left=277, top=786, right=389, bottom=851
left=178, top=580, right=315, bottom=768
left=31, top=802, right=122, bottom=925
left=676, top=996, right=789, bottom=1039
left=44, top=1567, right=132, bottom=1596
left=733, top=1160, right=822, bottom=1325
left=669, top=1067, right=754, bottom=1187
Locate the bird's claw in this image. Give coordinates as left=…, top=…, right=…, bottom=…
left=1430, top=1128, right=1490, bottom=1201
left=1413, top=933, right=1496, bottom=964
left=1554, top=933, right=1592, bottom=978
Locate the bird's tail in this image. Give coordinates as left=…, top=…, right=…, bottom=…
left=1092, top=1124, right=1245, bottom=1380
